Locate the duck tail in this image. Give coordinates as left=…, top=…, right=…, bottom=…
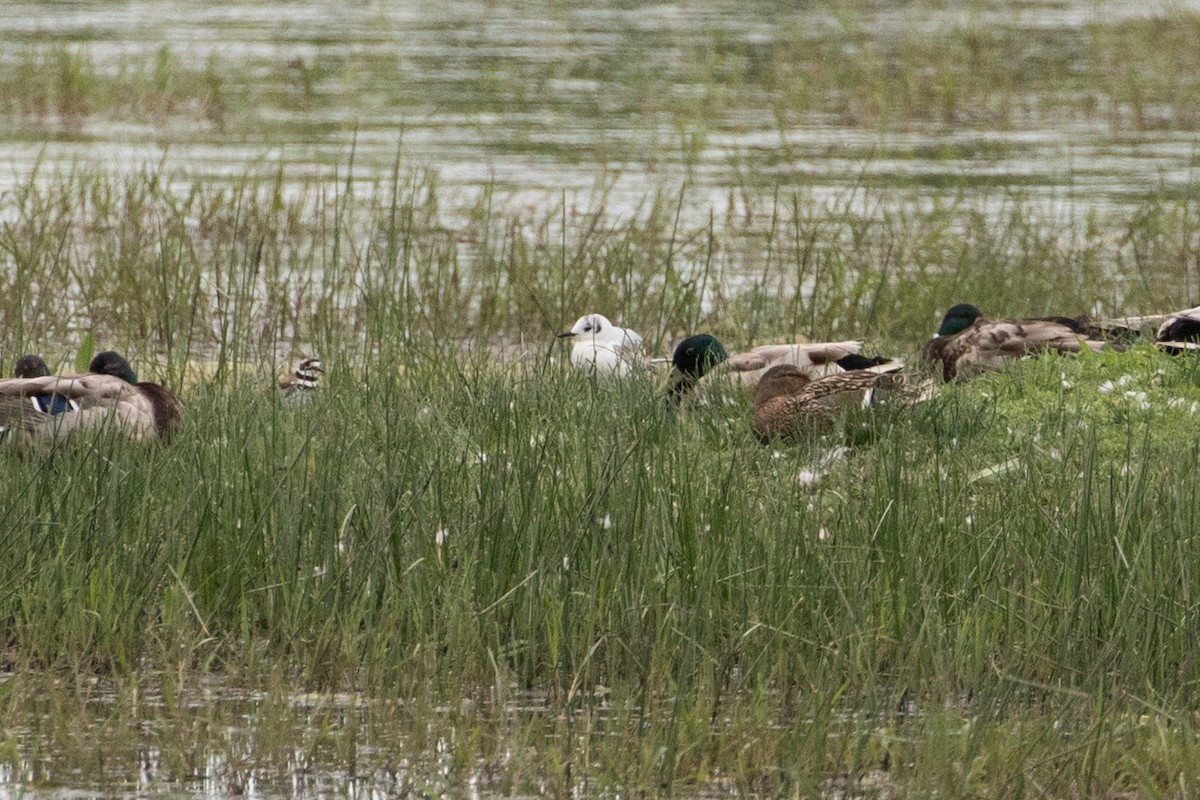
left=835, top=353, right=904, bottom=374
left=1156, top=316, right=1200, bottom=354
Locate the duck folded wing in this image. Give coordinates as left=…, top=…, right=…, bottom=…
left=723, top=341, right=867, bottom=388
left=39, top=404, right=158, bottom=440
left=0, top=374, right=165, bottom=442
left=0, top=373, right=136, bottom=403
left=727, top=341, right=863, bottom=372
left=984, top=320, right=1108, bottom=355
left=933, top=319, right=1107, bottom=378
left=752, top=367, right=928, bottom=442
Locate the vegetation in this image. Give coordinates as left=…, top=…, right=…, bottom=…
left=3, top=163, right=1200, bottom=795
left=5, top=0, right=1200, bottom=796
left=6, top=6, right=1200, bottom=135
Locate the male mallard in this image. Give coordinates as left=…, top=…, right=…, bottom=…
left=668, top=333, right=892, bottom=402
left=278, top=357, right=324, bottom=399
left=920, top=303, right=1126, bottom=381
left=753, top=362, right=931, bottom=442
left=558, top=313, right=645, bottom=376
left=0, top=351, right=180, bottom=444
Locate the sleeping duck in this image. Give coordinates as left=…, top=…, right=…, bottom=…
left=667, top=333, right=895, bottom=402
left=11, top=355, right=78, bottom=414
left=752, top=362, right=931, bottom=443
left=920, top=303, right=1128, bottom=381
left=1154, top=305, right=1200, bottom=353
left=0, top=351, right=179, bottom=444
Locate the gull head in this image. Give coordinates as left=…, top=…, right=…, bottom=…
left=559, top=313, right=643, bottom=375
left=559, top=313, right=619, bottom=344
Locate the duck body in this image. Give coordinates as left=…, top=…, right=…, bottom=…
left=0, top=351, right=179, bottom=445
left=920, top=304, right=1118, bottom=381
left=559, top=313, right=644, bottom=376
left=279, top=358, right=325, bottom=399
left=752, top=362, right=924, bottom=442
left=668, top=333, right=890, bottom=402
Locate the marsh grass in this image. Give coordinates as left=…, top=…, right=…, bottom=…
left=6, top=333, right=1200, bottom=794
left=1, top=44, right=225, bottom=127
left=3, top=159, right=1200, bottom=376
left=3, top=2, right=1200, bottom=788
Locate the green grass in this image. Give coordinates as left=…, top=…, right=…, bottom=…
left=1, top=147, right=1200, bottom=797
left=6, top=332, right=1200, bottom=794
left=3, top=160, right=1200, bottom=372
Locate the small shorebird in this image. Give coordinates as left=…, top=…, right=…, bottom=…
left=278, top=357, right=325, bottom=399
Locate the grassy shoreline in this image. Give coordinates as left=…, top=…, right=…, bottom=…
left=4, top=339, right=1200, bottom=794
left=2, top=161, right=1199, bottom=369
left=4, top=0, right=1200, bottom=792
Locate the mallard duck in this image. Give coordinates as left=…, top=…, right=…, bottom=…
left=278, top=357, right=324, bottom=398
left=667, top=333, right=892, bottom=402
left=0, top=351, right=179, bottom=444
left=558, top=313, right=645, bottom=376
left=753, top=363, right=931, bottom=442
left=920, top=303, right=1126, bottom=381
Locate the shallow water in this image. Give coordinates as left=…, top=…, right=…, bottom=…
left=2, top=677, right=758, bottom=799
left=2, top=0, right=1199, bottom=225
left=1, top=679, right=531, bottom=799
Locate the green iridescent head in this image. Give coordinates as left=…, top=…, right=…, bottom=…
left=89, top=351, right=138, bottom=384
left=935, top=304, right=983, bottom=337
left=672, top=334, right=729, bottom=381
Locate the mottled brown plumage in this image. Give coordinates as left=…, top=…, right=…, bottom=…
left=753, top=363, right=930, bottom=443
left=920, top=304, right=1118, bottom=381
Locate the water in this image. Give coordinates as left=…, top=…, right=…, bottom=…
left=2, top=0, right=1199, bottom=225
left=2, top=678, right=755, bottom=799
